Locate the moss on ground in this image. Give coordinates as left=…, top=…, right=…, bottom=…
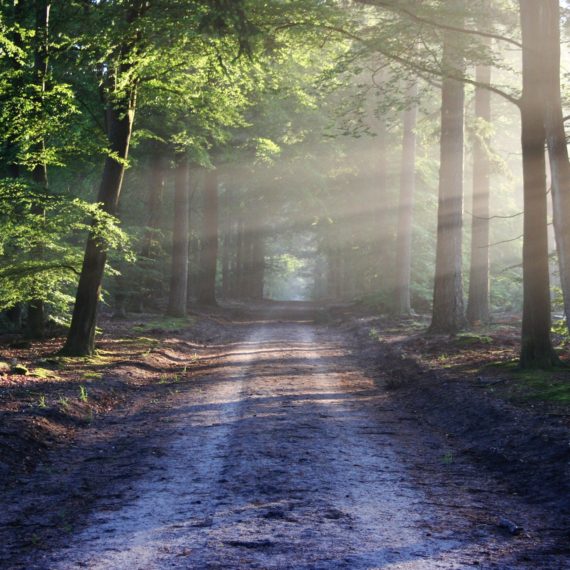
left=489, top=359, right=570, bottom=404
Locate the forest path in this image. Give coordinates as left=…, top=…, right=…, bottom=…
left=27, top=307, right=565, bottom=569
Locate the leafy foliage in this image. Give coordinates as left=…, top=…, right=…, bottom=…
left=0, top=179, right=130, bottom=319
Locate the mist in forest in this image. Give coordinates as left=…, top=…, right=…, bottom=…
left=4, top=3, right=570, bottom=568
left=0, top=0, right=568, bottom=367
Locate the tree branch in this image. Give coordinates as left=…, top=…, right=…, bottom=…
left=466, top=210, right=523, bottom=220
left=355, top=0, right=523, bottom=48
left=276, top=22, right=521, bottom=106
left=481, top=234, right=522, bottom=248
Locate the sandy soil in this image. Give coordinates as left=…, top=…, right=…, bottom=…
left=4, top=305, right=570, bottom=569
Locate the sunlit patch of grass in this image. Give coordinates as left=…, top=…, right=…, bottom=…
left=54, top=353, right=113, bottom=366
left=133, top=316, right=194, bottom=332
left=30, top=367, right=61, bottom=380
left=79, top=385, right=88, bottom=402
left=159, top=372, right=181, bottom=384
left=119, top=336, right=158, bottom=346
left=85, top=353, right=114, bottom=365
left=82, top=371, right=102, bottom=380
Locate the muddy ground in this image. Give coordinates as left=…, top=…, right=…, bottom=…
left=0, top=302, right=569, bottom=569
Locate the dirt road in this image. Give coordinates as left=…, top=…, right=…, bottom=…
left=14, top=309, right=570, bottom=568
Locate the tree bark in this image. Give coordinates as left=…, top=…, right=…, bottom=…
left=518, top=0, right=559, bottom=367
left=542, top=0, right=570, bottom=334
left=429, top=28, right=466, bottom=334
left=166, top=154, right=190, bottom=316
left=395, top=82, right=418, bottom=315
left=466, top=61, right=492, bottom=326
left=197, top=170, right=219, bottom=306
left=61, top=100, right=135, bottom=355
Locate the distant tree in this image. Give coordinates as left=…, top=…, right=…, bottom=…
left=167, top=154, right=190, bottom=317
left=395, top=82, right=418, bottom=315
left=197, top=169, right=219, bottom=306
left=27, top=0, right=51, bottom=339
left=466, top=57, right=492, bottom=326
left=429, top=25, right=467, bottom=334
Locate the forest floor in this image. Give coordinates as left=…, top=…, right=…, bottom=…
left=1, top=302, right=570, bottom=569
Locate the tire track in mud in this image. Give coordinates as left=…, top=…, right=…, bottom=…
left=27, top=320, right=570, bottom=569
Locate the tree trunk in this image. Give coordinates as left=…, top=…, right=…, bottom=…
left=235, top=216, right=245, bottom=299
left=395, top=82, right=418, bottom=315
left=251, top=228, right=265, bottom=300
left=138, top=150, right=165, bottom=311
left=221, top=188, right=231, bottom=298
left=466, top=61, right=492, bottom=326
left=328, top=244, right=341, bottom=299
left=186, top=194, right=199, bottom=304
left=429, top=28, right=466, bottom=334
left=197, top=170, right=219, bottom=306
left=61, top=100, right=135, bottom=355
left=27, top=0, right=51, bottom=339
left=519, top=0, right=559, bottom=368
left=140, top=150, right=165, bottom=261
left=542, top=0, right=570, bottom=334
left=166, top=154, right=190, bottom=316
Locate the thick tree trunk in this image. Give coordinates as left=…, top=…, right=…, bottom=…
left=27, top=0, right=51, bottom=339
left=395, top=83, right=418, bottom=315
left=519, top=0, right=559, bottom=368
left=61, top=100, right=135, bottom=355
left=542, top=0, right=570, bottom=334
left=166, top=154, right=190, bottom=317
left=198, top=170, right=219, bottom=306
left=429, top=29, right=466, bottom=334
left=466, top=61, right=492, bottom=326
